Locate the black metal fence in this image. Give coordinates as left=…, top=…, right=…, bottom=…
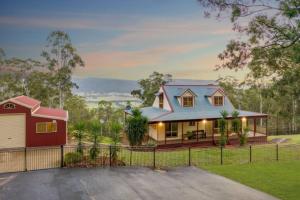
left=0, top=143, right=300, bottom=174
left=267, top=115, right=300, bottom=135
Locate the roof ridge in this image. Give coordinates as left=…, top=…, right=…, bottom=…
left=165, top=84, right=219, bottom=86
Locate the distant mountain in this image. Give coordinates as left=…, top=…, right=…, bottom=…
left=72, top=77, right=218, bottom=94
left=72, top=77, right=139, bottom=93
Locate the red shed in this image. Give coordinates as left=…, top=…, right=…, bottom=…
left=0, top=96, right=68, bottom=148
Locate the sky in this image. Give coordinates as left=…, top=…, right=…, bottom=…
left=0, top=0, right=247, bottom=80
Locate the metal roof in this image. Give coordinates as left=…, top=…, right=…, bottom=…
left=139, top=82, right=267, bottom=122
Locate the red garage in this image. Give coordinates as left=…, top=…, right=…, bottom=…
left=0, top=96, right=68, bottom=148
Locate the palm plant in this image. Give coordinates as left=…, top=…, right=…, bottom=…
left=231, top=110, right=240, bottom=133
left=87, top=121, right=101, bottom=160
left=231, top=110, right=247, bottom=146
left=73, top=122, right=85, bottom=154
left=218, top=110, right=228, bottom=147
left=110, top=121, right=122, bottom=163
left=125, top=108, right=148, bottom=146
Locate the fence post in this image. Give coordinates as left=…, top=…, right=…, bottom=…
left=188, top=147, right=191, bottom=166
left=109, top=145, right=112, bottom=167
left=249, top=145, right=252, bottom=163
left=276, top=144, right=279, bottom=161
left=153, top=147, right=156, bottom=169
left=220, top=146, right=223, bottom=165
left=24, top=147, right=27, bottom=171
left=60, top=145, right=64, bottom=168
left=130, top=148, right=132, bottom=166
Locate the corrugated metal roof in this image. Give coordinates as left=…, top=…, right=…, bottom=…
left=139, top=83, right=267, bottom=122
left=33, top=107, right=68, bottom=121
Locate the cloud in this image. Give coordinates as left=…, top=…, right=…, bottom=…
left=0, top=16, right=98, bottom=29
left=81, top=42, right=210, bottom=69
left=0, top=14, right=234, bottom=33
left=171, top=54, right=247, bottom=80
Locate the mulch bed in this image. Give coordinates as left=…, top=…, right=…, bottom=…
left=65, top=156, right=126, bottom=168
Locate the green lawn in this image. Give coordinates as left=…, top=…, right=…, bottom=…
left=201, top=161, right=300, bottom=200
left=268, top=134, right=300, bottom=144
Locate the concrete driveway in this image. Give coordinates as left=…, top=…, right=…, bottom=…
left=0, top=167, right=277, bottom=200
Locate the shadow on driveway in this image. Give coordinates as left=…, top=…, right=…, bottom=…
left=0, top=167, right=277, bottom=200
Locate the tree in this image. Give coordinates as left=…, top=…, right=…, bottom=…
left=0, top=49, right=45, bottom=101
left=198, top=0, right=300, bottom=79
left=131, top=72, right=172, bottom=106
left=64, top=95, right=91, bottom=125
left=272, top=67, right=300, bottom=132
left=26, top=71, right=58, bottom=106
left=41, top=31, right=84, bottom=108
left=125, top=108, right=148, bottom=146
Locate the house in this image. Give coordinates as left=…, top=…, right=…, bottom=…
left=0, top=96, right=68, bottom=148
left=125, top=80, right=268, bottom=147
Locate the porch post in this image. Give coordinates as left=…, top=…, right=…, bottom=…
left=212, top=120, right=214, bottom=145
left=196, top=121, right=199, bottom=142
left=254, top=118, right=257, bottom=137
left=181, top=122, right=184, bottom=144
left=226, top=120, right=229, bottom=141
left=266, top=117, right=268, bottom=136
left=165, top=130, right=166, bottom=145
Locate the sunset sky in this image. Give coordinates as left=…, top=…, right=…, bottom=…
left=0, top=0, right=247, bottom=80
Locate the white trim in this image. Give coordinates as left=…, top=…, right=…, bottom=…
left=66, top=111, right=69, bottom=121
left=179, top=88, right=197, bottom=97
left=31, top=113, right=67, bottom=121
left=31, top=105, right=40, bottom=113
left=0, top=99, right=38, bottom=109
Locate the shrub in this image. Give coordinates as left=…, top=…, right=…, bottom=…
left=64, top=152, right=83, bottom=165
left=89, top=146, right=100, bottom=160
left=125, top=108, right=148, bottom=146
left=146, top=139, right=157, bottom=147
left=240, top=127, right=249, bottom=146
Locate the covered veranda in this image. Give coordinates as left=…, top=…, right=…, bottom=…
left=149, top=115, right=268, bottom=147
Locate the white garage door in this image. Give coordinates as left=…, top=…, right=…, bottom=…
left=0, top=114, right=26, bottom=148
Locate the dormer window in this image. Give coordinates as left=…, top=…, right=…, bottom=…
left=159, top=94, right=164, bottom=109
left=214, top=96, right=224, bottom=106
left=4, top=103, right=16, bottom=109
left=183, top=96, right=193, bottom=107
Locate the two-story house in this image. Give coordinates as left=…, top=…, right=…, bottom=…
left=126, top=80, right=268, bottom=148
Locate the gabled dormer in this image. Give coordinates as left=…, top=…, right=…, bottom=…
left=152, top=86, right=172, bottom=111
left=176, top=88, right=197, bottom=108
left=206, top=88, right=225, bottom=106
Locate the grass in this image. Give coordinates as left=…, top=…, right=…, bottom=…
left=99, top=136, right=114, bottom=144
left=116, top=142, right=300, bottom=168
left=268, top=134, right=300, bottom=144
left=201, top=161, right=300, bottom=200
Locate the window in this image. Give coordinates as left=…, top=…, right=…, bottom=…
left=4, top=103, right=16, bottom=109
left=214, top=96, right=223, bottom=106
left=213, top=121, right=219, bottom=129
left=159, top=94, right=164, bottom=109
left=182, top=96, right=193, bottom=107
left=165, top=122, right=178, bottom=138
left=189, top=121, right=195, bottom=126
left=36, top=122, right=57, bottom=133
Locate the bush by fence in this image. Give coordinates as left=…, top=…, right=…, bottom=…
left=0, top=143, right=300, bottom=173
